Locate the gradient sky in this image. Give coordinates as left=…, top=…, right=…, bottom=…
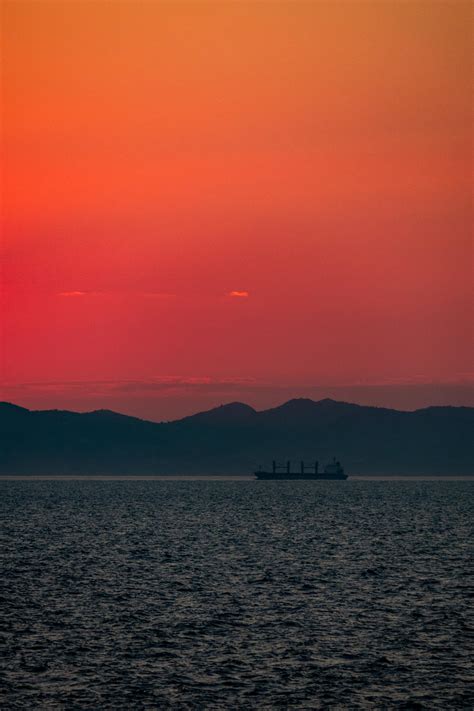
left=1, top=0, right=472, bottom=420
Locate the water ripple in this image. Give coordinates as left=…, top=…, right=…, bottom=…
left=0, top=480, right=473, bottom=709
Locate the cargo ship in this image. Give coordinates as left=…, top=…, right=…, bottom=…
left=255, top=458, right=347, bottom=480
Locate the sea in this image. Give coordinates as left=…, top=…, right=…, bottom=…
left=1, top=478, right=473, bottom=709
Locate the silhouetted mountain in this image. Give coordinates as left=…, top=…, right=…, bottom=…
left=181, top=402, right=257, bottom=425
left=0, top=399, right=473, bottom=476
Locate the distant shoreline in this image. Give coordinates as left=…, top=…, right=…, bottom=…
left=0, top=475, right=473, bottom=481
left=3, top=400, right=472, bottom=477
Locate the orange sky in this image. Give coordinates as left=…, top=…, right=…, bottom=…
left=1, top=1, right=472, bottom=419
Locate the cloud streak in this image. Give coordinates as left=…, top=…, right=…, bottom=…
left=228, top=291, right=249, bottom=298
left=3, top=375, right=473, bottom=403
left=57, top=290, right=175, bottom=299
left=58, top=291, right=89, bottom=297
left=0, top=376, right=259, bottom=397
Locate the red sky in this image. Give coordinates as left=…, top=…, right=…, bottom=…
left=1, top=1, right=472, bottom=420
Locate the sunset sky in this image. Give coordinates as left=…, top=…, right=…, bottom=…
left=2, top=0, right=472, bottom=420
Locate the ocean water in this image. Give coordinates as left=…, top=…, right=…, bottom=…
left=0, top=480, right=472, bottom=709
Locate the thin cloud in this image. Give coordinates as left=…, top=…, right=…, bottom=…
left=1, top=376, right=258, bottom=396
left=57, top=290, right=175, bottom=299
left=2, top=378, right=473, bottom=415
left=58, top=291, right=89, bottom=297
left=57, top=290, right=250, bottom=301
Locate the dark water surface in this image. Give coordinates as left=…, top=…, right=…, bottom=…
left=1, top=480, right=473, bottom=709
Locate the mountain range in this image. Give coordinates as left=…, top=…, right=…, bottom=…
left=1, top=398, right=473, bottom=476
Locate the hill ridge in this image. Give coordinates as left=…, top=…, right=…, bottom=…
left=3, top=396, right=469, bottom=423
left=0, top=398, right=473, bottom=476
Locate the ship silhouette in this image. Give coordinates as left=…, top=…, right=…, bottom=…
left=255, top=457, right=347, bottom=480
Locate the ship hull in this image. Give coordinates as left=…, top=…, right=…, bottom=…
left=254, top=472, right=348, bottom=480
